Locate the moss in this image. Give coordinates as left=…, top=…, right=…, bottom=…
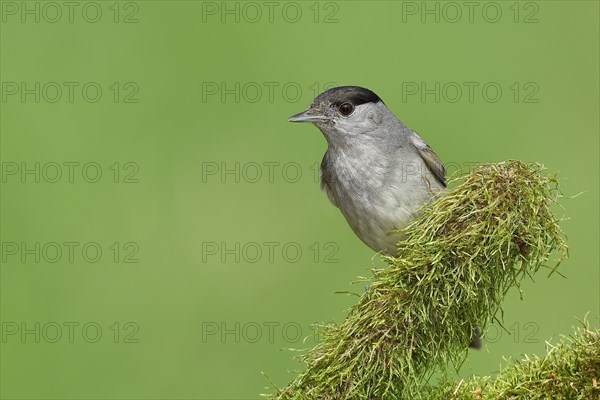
left=428, top=324, right=599, bottom=400
left=268, top=161, right=569, bottom=399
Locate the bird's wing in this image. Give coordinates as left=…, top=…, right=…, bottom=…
left=410, top=130, right=447, bottom=187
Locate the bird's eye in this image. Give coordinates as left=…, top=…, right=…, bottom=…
left=339, top=103, right=354, bottom=116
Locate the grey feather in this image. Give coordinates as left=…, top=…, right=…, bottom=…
left=411, top=131, right=447, bottom=187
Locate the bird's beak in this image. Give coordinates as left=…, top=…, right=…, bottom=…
left=288, top=108, right=328, bottom=123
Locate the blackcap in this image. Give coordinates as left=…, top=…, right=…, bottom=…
left=288, top=85, right=482, bottom=349
left=289, top=85, right=445, bottom=255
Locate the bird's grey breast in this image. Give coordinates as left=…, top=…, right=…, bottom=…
left=320, top=139, right=425, bottom=252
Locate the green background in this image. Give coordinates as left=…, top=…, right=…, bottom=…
left=0, top=1, right=598, bottom=399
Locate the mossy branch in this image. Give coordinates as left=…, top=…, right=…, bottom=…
left=268, top=161, right=570, bottom=399
left=427, top=323, right=599, bottom=400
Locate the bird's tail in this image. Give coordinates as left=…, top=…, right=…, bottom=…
left=469, top=326, right=483, bottom=350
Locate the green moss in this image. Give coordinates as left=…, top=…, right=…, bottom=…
left=428, top=324, right=599, bottom=400
left=269, top=161, right=569, bottom=399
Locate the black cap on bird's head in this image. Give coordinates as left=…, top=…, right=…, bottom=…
left=288, top=86, right=384, bottom=124
left=312, top=86, right=383, bottom=109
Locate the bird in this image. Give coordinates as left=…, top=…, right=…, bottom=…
left=288, top=85, right=482, bottom=349
left=288, top=85, right=445, bottom=254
